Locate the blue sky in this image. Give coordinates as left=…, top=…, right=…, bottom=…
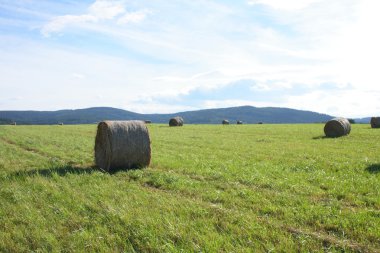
left=0, top=0, right=379, bottom=117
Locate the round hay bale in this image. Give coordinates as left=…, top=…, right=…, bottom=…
left=324, top=117, right=351, bottom=137
left=237, top=120, right=243, bottom=125
left=95, top=120, right=151, bottom=171
left=222, top=119, right=229, bottom=125
left=370, top=117, right=380, bottom=128
left=169, top=116, right=184, bottom=127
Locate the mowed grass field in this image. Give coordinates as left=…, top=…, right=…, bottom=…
left=0, top=124, right=379, bottom=252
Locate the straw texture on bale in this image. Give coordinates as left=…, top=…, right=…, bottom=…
left=169, top=116, right=184, bottom=127
left=370, top=117, right=380, bottom=128
left=222, top=119, right=229, bottom=125
left=324, top=117, right=351, bottom=137
left=95, top=120, right=151, bottom=171
left=237, top=120, right=243, bottom=124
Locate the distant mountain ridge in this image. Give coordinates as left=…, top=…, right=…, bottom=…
left=354, top=117, right=371, bottom=124
left=0, top=106, right=335, bottom=125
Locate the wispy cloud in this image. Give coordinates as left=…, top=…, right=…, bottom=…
left=117, top=10, right=152, bottom=24
left=41, top=0, right=150, bottom=36
left=1, top=0, right=380, bottom=117
left=247, top=0, right=321, bottom=10
left=41, top=14, right=96, bottom=36
left=89, top=0, right=125, bottom=19
left=71, top=73, right=86, bottom=80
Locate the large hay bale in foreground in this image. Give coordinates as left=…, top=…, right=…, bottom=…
left=95, top=120, right=151, bottom=171
left=169, top=117, right=184, bottom=127
left=324, top=117, right=351, bottom=137
left=222, top=119, right=229, bottom=125
left=370, top=117, right=380, bottom=128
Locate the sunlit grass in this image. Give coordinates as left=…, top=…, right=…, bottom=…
left=0, top=124, right=379, bottom=252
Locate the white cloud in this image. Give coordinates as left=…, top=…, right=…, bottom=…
left=41, top=0, right=148, bottom=36
left=71, top=73, right=86, bottom=80
left=123, top=101, right=196, bottom=114
left=285, top=89, right=380, bottom=118
left=88, top=0, right=125, bottom=20
left=10, top=96, right=24, bottom=101
left=247, top=0, right=321, bottom=10
left=325, top=0, right=380, bottom=90
left=41, top=14, right=96, bottom=37
left=250, top=80, right=293, bottom=91
left=202, top=99, right=283, bottom=110
left=117, top=10, right=151, bottom=24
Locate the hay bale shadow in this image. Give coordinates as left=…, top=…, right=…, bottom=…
left=11, top=165, right=99, bottom=178
left=312, top=135, right=328, bottom=140
left=366, top=164, right=380, bottom=174
left=107, top=166, right=146, bottom=174
left=10, top=164, right=146, bottom=179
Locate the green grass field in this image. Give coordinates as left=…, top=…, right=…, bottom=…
left=0, top=124, right=379, bottom=252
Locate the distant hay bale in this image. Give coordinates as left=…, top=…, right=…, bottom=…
left=95, top=120, right=151, bottom=171
left=11, top=122, right=16, bottom=126
left=370, top=117, right=380, bottom=128
left=144, top=120, right=152, bottom=124
left=169, top=116, right=184, bottom=127
left=58, top=122, right=64, bottom=125
left=324, top=117, right=351, bottom=137
left=222, top=119, right=229, bottom=125
left=237, top=120, right=243, bottom=124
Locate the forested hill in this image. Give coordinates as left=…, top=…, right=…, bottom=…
left=0, top=106, right=334, bottom=125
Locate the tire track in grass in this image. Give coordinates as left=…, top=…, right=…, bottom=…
left=283, top=226, right=379, bottom=253
left=144, top=181, right=379, bottom=252
left=0, top=137, right=66, bottom=163
left=129, top=169, right=379, bottom=252
left=1, top=137, right=51, bottom=158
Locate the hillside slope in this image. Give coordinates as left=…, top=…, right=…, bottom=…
left=0, top=106, right=334, bottom=124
